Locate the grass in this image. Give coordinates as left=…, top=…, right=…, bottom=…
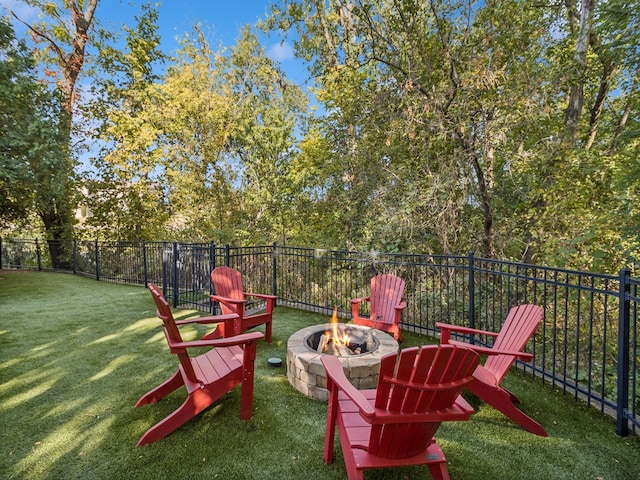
left=1, top=271, right=638, bottom=480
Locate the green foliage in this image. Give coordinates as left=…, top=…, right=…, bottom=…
left=0, top=18, right=38, bottom=224
left=0, top=17, right=69, bottom=238
left=5, top=0, right=640, bottom=273
left=82, top=3, right=169, bottom=240
left=85, top=15, right=308, bottom=244
left=264, top=0, right=640, bottom=272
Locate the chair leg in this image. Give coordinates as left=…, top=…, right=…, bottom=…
left=341, top=445, right=364, bottom=480
left=323, top=385, right=339, bottom=464
left=264, top=319, right=272, bottom=343
left=136, top=390, right=211, bottom=446
left=426, top=440, right=449, bottom=480
left=240, top=369, right=255, bottom=420
left=428, top=462, right=450, bottom=480
left=471, top=383, right=548, bottom=437
left=494, top=396, right=548, bottom=436
left=135, top=369, right=184, bottom=406
left=501, top=384, right=521, bottom=404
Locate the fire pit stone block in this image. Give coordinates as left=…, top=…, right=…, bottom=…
left=287, top=322, right=399, bottom=401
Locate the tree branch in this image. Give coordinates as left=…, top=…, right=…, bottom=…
left=11, top=10, right=68, bottom=67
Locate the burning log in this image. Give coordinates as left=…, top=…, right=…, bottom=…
left=335, top=343, right=353, bottom=356
left=317, top=333, right=355, bottom=356
left=317, top=333, right=329, bottom=353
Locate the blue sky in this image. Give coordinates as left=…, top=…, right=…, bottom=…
left=0, top=0, right=308, bottom=84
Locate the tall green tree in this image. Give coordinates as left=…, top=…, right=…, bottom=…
left=84, top=2, right=168, bottom=240
left=223, top=26, right=309, bottom=244
left=267, top=0, right=550, bottom=256
left=10, top=0, right=99, bottom=266
left=0, top=18, right=63, bottom=232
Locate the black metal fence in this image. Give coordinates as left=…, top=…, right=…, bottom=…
left=1, top=238, right=637, bottom=436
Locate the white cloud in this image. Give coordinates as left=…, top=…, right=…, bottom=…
left=267, top=41, right=294, bottom=62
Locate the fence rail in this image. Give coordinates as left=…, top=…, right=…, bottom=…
left=1, top=238, right=637, bottom=436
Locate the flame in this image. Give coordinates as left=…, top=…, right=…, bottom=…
left=327, top=306, right=350, bottom=348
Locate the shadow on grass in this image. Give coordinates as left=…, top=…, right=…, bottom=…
left=0, top=272, right=638, bottom=480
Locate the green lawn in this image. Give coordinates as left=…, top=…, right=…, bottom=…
left=1, top=271, right=638, bottom=480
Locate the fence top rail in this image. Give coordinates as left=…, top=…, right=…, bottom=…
left=275, top=245, right=469, bottom=263
left=473, top=256, right=619, bottom=282
left=0, top=239, right=631, bottom=282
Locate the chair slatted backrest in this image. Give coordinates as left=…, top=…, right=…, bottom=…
left=485, top=304, right=544, bottom=384
left=370, top=274, right=405, bottom=327
left=147, top=283, right=200, bottom=385
left=370, top=345, right=479, bottom=459
left=211, top=266, right=244, bottom=316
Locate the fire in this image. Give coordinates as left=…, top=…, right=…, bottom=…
left=316, top=307, right=354, bottom=356
left=327, top=306, right=350, bottom=348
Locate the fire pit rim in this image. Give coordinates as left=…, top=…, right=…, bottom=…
left=303, top=323, right=380, bottom=357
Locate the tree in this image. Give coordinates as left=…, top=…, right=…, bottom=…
left=10, top=0, right=99, bottom=266
left=0, top=17, right=39, bottom=225
left=267, top=0, right=550, bottom=256
left=83, top=2, right=168, bottom=240
left=223, top=26, right=309, bottom=244
left=0, top=17, right=66, bottom=238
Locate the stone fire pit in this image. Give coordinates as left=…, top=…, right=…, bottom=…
left=287, top=323, right=399, bottom=401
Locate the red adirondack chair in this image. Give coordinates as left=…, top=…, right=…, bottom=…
left=436, top=304, right=547, bottom=436
left=321, top=344, right=480, bottom=480
left=135, top=283, right=263, bottom=446
left=210, top=266, right=277, bottom=342
left=351, top=273, right=406, bottom=341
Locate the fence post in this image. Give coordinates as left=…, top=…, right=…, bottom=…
left=272, top=242, right=278, bottom=298
left=161, top=241, right=168, bottom=295
left=73, top=240, right=77, bottom=274
left=224, top=244, right=230, bottom=266
left=172, top=242, right=179, bottom=308
left=468, top=251, right=475, bottom=333
left=208, top=242, right=216, bottom=314
left=616, top=268, right=631, bottom=436
left=35, top=238, right=42, bottom=271
left=142, top=240, right=148, bottom=287
left=0, top=237, right=2, bottom=270
left=95, top=239, right=100, bottom=281
left=209, top=241, right=216, bottom=274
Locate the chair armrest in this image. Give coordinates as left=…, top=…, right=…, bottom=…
left=168, top=331, right=264, bottom=351
left=244, top=293, right=277, bottom=312
left=367, top=405, right=473, bottom=424
left=321, top=355, right=375, bottom=418
left=210, top=294, right=246, bottom=306
left=436, top=321, right=500, bottom=344
left=447, top=339, right=534, bottom=361
left=174, top=313, right=238, bottom=326
left=395, top=301, right=407, bottom=311
left=350, top=296, right=370, bottom=305
left=244, top=293, right=277, bottom=301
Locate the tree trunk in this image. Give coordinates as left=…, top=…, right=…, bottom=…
left=586, top=60, right=614, bottom=150
left=564, top=0, right=596, bottom=134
